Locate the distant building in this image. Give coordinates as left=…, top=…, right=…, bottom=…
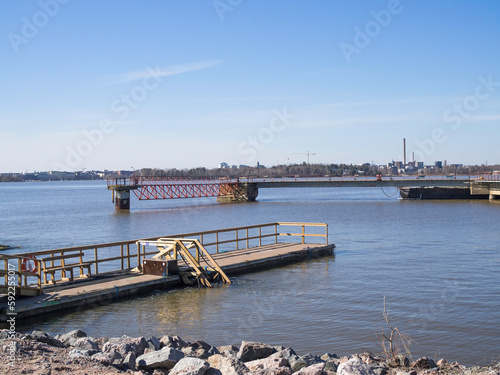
left=435, top=161, right=443, bottom=169
left=219, top=162, right=229, bottom=169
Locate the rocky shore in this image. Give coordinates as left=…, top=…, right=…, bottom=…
left=1, top=330, right=499, bottom=375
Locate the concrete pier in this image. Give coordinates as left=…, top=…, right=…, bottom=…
left=216, top=182, right=259, bottom=203
left=0, top=242, right=334, bottom=322
left=108, top=185, right=139, bottom=210
left=0, top=222, right=331, bottom=322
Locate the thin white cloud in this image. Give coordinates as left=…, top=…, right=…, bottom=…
left=105, top=60, right=223, bottom=85
left=466, top=115, right=500, bottom=122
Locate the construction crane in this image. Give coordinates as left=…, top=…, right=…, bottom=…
left=293, top=151, right=317, bottom=165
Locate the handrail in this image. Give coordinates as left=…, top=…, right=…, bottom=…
left=0, top=253, right=43, bottom=294
left=1, top=222, right=328, bottom=289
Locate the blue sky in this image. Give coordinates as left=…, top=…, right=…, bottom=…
left=1, top=0, right=499, bottom=172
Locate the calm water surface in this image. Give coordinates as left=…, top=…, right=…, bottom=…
left=1, top=181, right=499, bottom=365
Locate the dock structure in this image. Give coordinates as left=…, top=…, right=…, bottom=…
left=107, top=173, right=500, bottom=210
left=0, top=222, right=334, bottom=322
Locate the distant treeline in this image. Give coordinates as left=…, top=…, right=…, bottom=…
left=129, top=163, right=500, bottom=179
left=2, top=163, right=498, bottom=182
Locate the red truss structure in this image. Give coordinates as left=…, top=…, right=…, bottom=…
left=110, top=177, right=243, bottom=200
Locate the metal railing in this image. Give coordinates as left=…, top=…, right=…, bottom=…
left=0, top=222, right=328, bottom=291
left=0, top=254, right=43, bottom=296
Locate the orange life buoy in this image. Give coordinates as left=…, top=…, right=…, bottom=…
left=21, top=254, right=38, bottom=273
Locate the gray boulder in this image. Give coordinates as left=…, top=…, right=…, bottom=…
left=291, top=353, right=324, bottom=372
left=206, top=354, right=249, bottom=375
left=237, top=341, right=277, bottom=362
left=92, top=350, right=120, bottom=366
left=169, top=357, right=210, bottom=375
left=217, top=345, right=239, bottom=358
left=147, top=336, right=162, bottom=351
left=103, top=335, right=148, bottom=356
left=324, top=360, right=339, bottom=373
left=321, top=353, right=339, bottom=361
left=411, top=357, right=436, bottom=370
left=57, top=329, right=87, bottom=346
left=160, top=335, right=189, bottom=350
left=269, top=348, right=300, bottom=369
left=337, top=358, right=376, bottom=375
left=136, top=347, right=185, bottom=370
left=122, top=351, right=137, bottom=371
left=72, top=337, right=99, bottom=351
left=182, top=340, right=220, bottom=359
left=245, top=356, right=290, bottom=372
left=30, top=331, right=66, bottom=348
left=294, top=362, right=325, bottom=375
left=68, top=348, right=96, bottom=359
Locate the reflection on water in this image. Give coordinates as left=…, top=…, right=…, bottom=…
left=2, top=181, right=500, bottom=365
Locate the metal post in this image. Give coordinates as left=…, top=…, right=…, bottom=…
left=216, top=232, right=219, bottom=253
left=126, top=244, right=130, bottom=269
left=3, top=259, right=8, bottom=286
left=301, top=225, right=305, bottom=244
left=246, top=228, right=249, bottom=249
left=235, top=230, right=239, bottom=250
left=325, top=224, right=329, bottom=245
left=137, top=243, right=141, bottom=270
left=94, top=247, right=98, bottom=275
left=17, top=258, right=22, bottom=289
left=120, top=245, right=124, bottom=270
left=275, top=224, right=278, bottom=244
left=37, top=259, right=42, bottom=291
left=259, top=226, right=262, bottom=247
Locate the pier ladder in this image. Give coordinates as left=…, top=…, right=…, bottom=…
left=138, top=238, right=231, bottom=287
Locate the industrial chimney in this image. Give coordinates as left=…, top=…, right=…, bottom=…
left=403, top=138, right=407, bottom=166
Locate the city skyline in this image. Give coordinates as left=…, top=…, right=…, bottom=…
left=1, top=1, right=500, bottom=173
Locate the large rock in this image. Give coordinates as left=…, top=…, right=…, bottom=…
left=206, top=354, right=249, bottom=375
left=136, top=347, right=185, bottom=370
left=147, top=336, right=162, bottom=351
left=237, top=341, right=277, bottom=362
left=217, top=345, right=239, bottom=358
left=294, top=363, right=325, bottom=375
left=160, top=335, right=189, bottom=350
left=73, top=337, right=99, bottom=351
left=291, top=353, right=324, bottom=372
left=122, top=351, right=137, bottom=371
left=92, top=350, right=120, bottom=366
left=337, top=358, right=376, bottom=375
left=269, top=347, right=300, bottom=369
left=169, top=357, right=210, bottom=375
left=321, top=353, right=339, bottom=361
left=324, top=360, right=339, bottom=373
left=68, top=348, right=96, bottom=359
left=245, top=356, right=290, bottom=372
left=103, top=335, right=148, bottom=356
left=411, top=357, right=436, bottom=370
left=57, top=329, right=87, bottom=346
left=30, top=331, right=66, bottom=348
left=251, top=368, right=292, bottom=375
left=182, top=340, right=220, bottom=359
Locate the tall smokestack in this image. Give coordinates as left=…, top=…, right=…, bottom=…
left=403, top=138, right=407, bottom=166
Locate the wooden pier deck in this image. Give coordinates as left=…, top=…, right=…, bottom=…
left=0, top=223, right=334, bottom=322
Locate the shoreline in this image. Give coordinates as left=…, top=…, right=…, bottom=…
left=1, top=329, right=498, bottom=375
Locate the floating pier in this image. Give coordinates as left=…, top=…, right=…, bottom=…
left=0, top=222, right=334, bottom=322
